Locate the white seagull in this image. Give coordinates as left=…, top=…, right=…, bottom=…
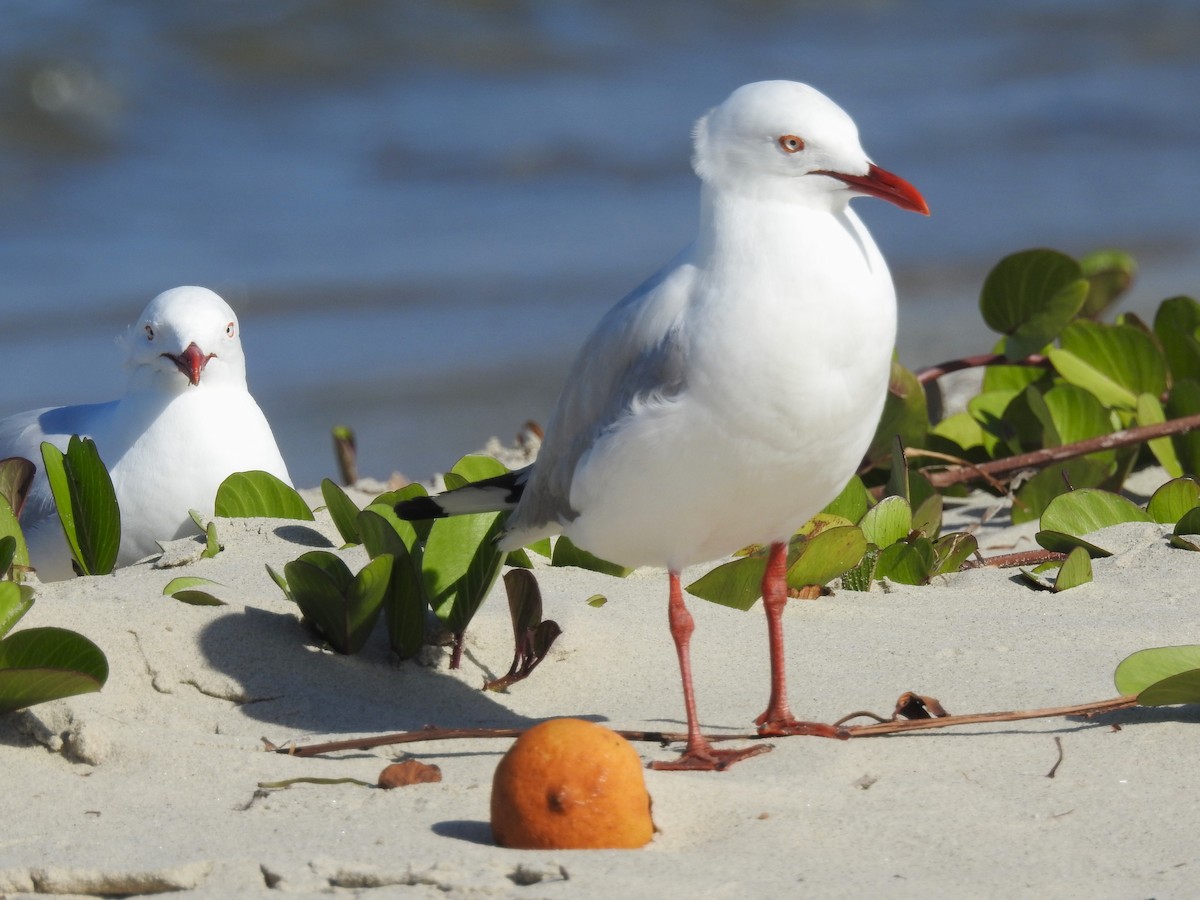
left=0, top=286, right=292, bottom=581
left=397, top=81, right=928, bottom=770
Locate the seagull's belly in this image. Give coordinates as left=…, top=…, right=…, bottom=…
left=565, top=371, right=884, bottom=570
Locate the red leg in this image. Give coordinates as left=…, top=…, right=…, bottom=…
left=651, top=571, right=771, bottom=771
left=754, top=542, right=846, bottom=740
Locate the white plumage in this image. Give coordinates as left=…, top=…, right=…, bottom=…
left=399, top=81, right=929, bottom=769
left=0, top=286, right=291, bottom=580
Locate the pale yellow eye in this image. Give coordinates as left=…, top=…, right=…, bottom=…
left=778, top=134, right=805, bottom=154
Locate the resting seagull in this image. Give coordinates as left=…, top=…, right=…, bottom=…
left=0, top=286, right=292, bottom=580
left=397, top=80, right=928, bottom=770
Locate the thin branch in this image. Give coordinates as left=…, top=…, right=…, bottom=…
left=915, top=353, right=1050, bottom=385
left=269, top=694, right=1141, bottom=757
left=966, top=548, right=1065, bottom=569
left=924, top=413, right=1200, bottom=489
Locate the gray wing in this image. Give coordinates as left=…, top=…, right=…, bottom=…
left=0, top=401, right=117, bottom=524
left=501, top=247, right=697, bottom=545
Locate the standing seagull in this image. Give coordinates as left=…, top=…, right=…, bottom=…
left=0, top=286, right=292, bottom=581
left=397, top=81, right=928, bottom=770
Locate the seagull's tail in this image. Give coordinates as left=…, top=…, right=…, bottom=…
left=395, top=467, right=528, bottom=520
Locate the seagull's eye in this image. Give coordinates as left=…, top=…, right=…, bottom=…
left=778, top=135, right=805, bottom=154
left=144, top=325, right=154, bottom=341
left=225, top=322, right=236, bottom=338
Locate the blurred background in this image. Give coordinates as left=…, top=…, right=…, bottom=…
left=0, top=0, right=1197, bottom=486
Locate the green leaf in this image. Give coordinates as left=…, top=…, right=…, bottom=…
left=266, top=564, right=293, bottom=601
left=214, top=471, right=313, bottom=520
left=1039, top=488, right=1152, bottom=537
left=1147, top=477, right=1200, bottom=525
left=1166, top=379, right=1200, bottom=477
left=1054, top=546, right=1093, bottom=591
left=41, top=437, right=121, bottom=576
left=0, top=497, right=29, bottom=577
left=1170, top=507, right=1200, bottom=550
left=357, top=508, right=427, bottom=660
left=686, top=555, right=767, bottom=611
left=1114, top=645, right=1200, bottom=697
left=320, top=479, right=362, bottom=546
left=368, top=483, right=432, bottom=547
left=868, top=358, right=928, bottom=463
left=448, top=454, right=510, bottom=483
left=1137, top=669, right=1200, bottom=707
left=202, top=521, right=221, bottom=559
left=586, top=594, right=607, bottom=608
left=422, top=512, right=508, bottom=635
left=979, top=249, right=1087, bottom=359
left=786, top=526, right=867, bottom=590
left=874, top=538, right=934, bottom=585
left=163, top=576, right=221, bottom=595
left=1048, top=321, right=1168, bottom=410
left=1010, top=458, right=1114, bottom=526
left=932, top=531, right=978, bottom=575
left=967, top=388, right=1022, bottom=455
left=1136, top=393, right=1183, bottom=478
left=0, top=581, right=35, bottom=638
left=0, top=626, right=109, bottom=714
left=981, top=362, right=1047, bottom=394
left=822, top=476, right=870, bottom=524
left=284, top=551, right=389, bottom=654
left=1034, top=530, right=1113, bottom=558
left=1079, top=249, right=1137, bottom=318
left=550, top=535, right=633, bottom=577
left=1153, top=296, right=1200, bottom=383
left=859, top=495, right=912, bottom=548
left=911, top=493, right=942, bottom=539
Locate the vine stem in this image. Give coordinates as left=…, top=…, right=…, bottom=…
left=268, top=694, right=1139, bottom=757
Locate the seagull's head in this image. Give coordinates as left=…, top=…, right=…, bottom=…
left=122, top=286, right=248, bottom=391
left=693, top=80, right=928, bottom=215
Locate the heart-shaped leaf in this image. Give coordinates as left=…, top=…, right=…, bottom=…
left=874, top=538, right=935, bottom=585
left=41, top=437, right=120, bottom=576
left=686, top=555, right=768, bottom=611
left=215, top=471, right=313, bottom=520
left=1048, top=321, right=1168, bottom=410
left=1147, top=477, right=1200, bottom=525
left=422, top=512, right=507, bottom=635
left=1040, top=488, right=1151, bottom=537
left=1053, top=546, right=1093, bottom=591
left=822, top=476, right=870, bottom=525
left=979, top=249, right=1088, bottom=359
left=1114, top=645, right=1200, bottom=697
left=1034, top=530, right=1112, bottom=558
left=932, top=531, right=978, bottom=575
left=1153, top=296, right=1200, bottom=383
left=1079, top=249, right=1136, bottom=318
left=1011, top=458, right=1114, bottom=526
left=859, top=495, right=912, bottom=548
left=0, top=626, right=108, bottom=714
left=787, top=526, right=867, bottom=590
left=284, top=551, right=390, bottom=654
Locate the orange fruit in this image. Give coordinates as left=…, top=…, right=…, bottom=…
left=490, top=718, right=655, bottom=849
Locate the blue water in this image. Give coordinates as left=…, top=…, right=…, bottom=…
left=1, top=1, right=1198, bottom=485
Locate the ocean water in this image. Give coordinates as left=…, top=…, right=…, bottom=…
left=0, top=0, right=1197, bottom=486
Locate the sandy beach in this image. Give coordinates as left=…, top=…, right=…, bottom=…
left=1, top=469, right=1197, bottom=898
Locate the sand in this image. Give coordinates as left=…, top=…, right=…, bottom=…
left=0, top=469, right=1197, bottom=898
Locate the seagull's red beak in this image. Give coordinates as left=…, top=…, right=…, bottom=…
left=818, top=163, right=930, bottom=215
left=164, top=343, right=211, bottom=386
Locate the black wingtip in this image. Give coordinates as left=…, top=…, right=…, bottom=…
left=394, top=496, right=448, bottom=520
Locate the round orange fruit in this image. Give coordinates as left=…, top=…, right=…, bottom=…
left=490, top=718, right=655, bottom=849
